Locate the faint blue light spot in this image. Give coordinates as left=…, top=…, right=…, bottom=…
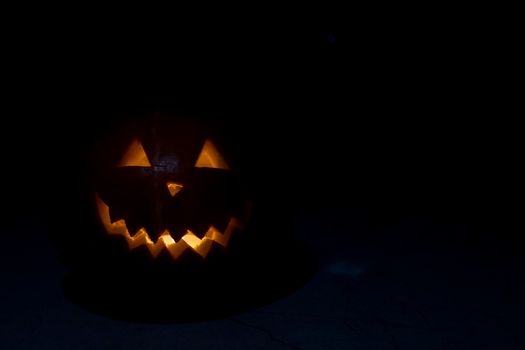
left=327, top=33, right=337, bottom=44
left=328, top=261, right=366, bottom=277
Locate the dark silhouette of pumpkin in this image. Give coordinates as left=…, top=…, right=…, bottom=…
left=50, top=111, right=316, bottom=322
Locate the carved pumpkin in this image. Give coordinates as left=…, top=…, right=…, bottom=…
left=54, top=112, right=317, bottom=322
left=93, top=114, right=251, bottom=262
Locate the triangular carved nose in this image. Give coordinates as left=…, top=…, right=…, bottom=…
left=166, top=182, right=183, bottom=197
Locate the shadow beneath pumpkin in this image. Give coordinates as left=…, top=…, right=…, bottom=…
left=63, top=239, right=317, bottom=323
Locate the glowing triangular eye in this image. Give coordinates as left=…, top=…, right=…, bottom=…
left=118, top=139, right=151, bottom=167
left=195, top=139, right=229, bottom=170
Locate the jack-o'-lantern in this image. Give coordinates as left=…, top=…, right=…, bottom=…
left=93, top=114, right=251, bottom=263
left=55, top=112, right=317, bottom=322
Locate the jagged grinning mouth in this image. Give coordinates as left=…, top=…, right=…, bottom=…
left=95, top=194, right=244, bottom=260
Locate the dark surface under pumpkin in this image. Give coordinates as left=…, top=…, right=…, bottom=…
left=63, top=237, right=316, bottom=322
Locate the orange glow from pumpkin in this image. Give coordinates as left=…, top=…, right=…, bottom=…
left=95, top=194, right=243, bottom=259
left=194, top=139, right=229, bottom=170
left=166, top=182, right=184, bottom=197
left=118, top=139, right=151, bottom=167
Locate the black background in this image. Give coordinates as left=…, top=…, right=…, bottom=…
left=2, top=9, right=523, bottom=349
left=4, top=12, right=519, bottom=236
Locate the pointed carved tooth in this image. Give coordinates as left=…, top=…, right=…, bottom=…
left=165, top=239, right=191, bottom=260
left=181, top=231, right=214, bottom=258
left=205, top=218, right=243, bottom=247
left=127, top=228, right=151, bottom=249
left=194, top=238, right=214, bottom=258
